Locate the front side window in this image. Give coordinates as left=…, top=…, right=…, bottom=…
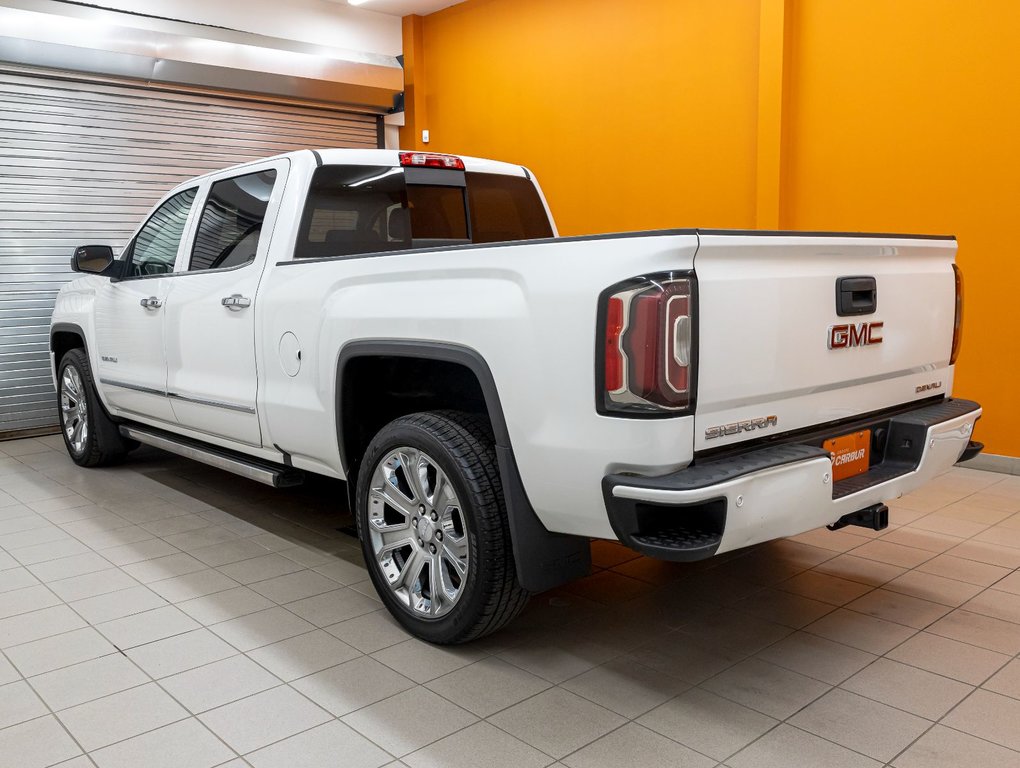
left=188, top=170, right=277, bottom=272
left=126, top=188, right=197, bottom=277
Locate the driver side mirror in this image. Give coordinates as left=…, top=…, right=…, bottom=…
left=71, top=245, right=122, bottom=278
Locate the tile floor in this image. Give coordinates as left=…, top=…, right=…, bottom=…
left=1, top=435, right=1019, bottom=768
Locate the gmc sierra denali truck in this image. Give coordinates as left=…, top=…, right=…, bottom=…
left=51, top=149, right=983, bottom=643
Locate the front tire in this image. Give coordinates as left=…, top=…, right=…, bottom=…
left=356, top=411, right=529, bottom=644
left=57, top=348, right=129, bottom=467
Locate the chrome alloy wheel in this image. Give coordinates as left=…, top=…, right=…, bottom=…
left=367, top=447, right=470, bottom=618
left=60, top=366, right=89, bottom=455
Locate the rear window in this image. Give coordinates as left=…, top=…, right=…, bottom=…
left=295, top=165, right=552, bottom=259
left=466, top=172, right=553, bottom=244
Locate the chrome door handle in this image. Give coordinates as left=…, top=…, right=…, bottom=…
left=139, top=296, right=162, bottom=309
left=221, top=294, right=251, bottom=311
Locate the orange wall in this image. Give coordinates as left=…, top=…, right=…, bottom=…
left=403, top=0, right=762, bottom=235
left=781, top=1, right=1020, bottom=456
left=403, top=0, right=1020, bottom=456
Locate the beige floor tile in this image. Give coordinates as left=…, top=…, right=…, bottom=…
left=31, top=653, right=148, bottom=711
left=6, top=626, right=116, bottom=677
left=120, top=553, right=207, bottom=584
left=160, top=654, right=280, bottom=713
left=947, top=541, right=1020, bottom=569
left=756, top=630, right=876, bottom=685
left=789, top=688, right=928, bottom=762
left=326, top=609, right=410, bottom=653
left=778, top=570, right=874, bottom=606
left=886, top=631, right=1011, bottom=685
left=637, top=687, right=777, bottom=761
left=937, top=500, right=1014, bottom=525
left=216, top=553, right=303, bottom=585
left=0, top=566, right=38, bottom=595
left=559, top=657, right=687, bottom=719
left=917, top=553, right=1013, bottom=586
left=0, top=604, right=87, bottom=649
left=0, top=714, right=82, bottom=768
left=0, top=680, right=48, bottom=729
left=125, top=628, right=237, bottom=679
left=249, top=570, right=339, bottom=603
left=975, top=525, right=1020, bottom=549
left=176, top=585, right=275, bottom=625
left=908, top=513, right=990, bottom=539
left=426, top=656, right=551, bottom=717
left=12, top=538, right=91, bottom=566
left=312, top=556, right=370, bottom=586
left=562, top=722, right=714, bottom=768
left=200, top=684, right=331, bottom=754
left=496, top=633, right=617, bottom=685
left=247, top=720, right=391, bottom=768
left=71, top=585, right=168, bottom=624
left=97, top=604, right=200, bottom=649
left=995, top=570, right=1020, bottom=596
left=728, top=723, right=881, bottom=768
left=703, top=657, right=830, bottom=719
left=56, top=682, right=189, bottom=751
left=148, top=568, right=238, bottom=603
left=343, top=686, right=477, bottom=758
left=842, top=657, right=972, bottom=719
left=24, top=552, right=110, bottom=582
left=100, top=540, right=181, bottom=567
left=373, top=637, right=484, bottom=684
left=489, top=687, right=624, bottom=760
left=286, top=587, right=379, bottom=627
left=964, top=589, right=1020, bottom=624
left=892, top=724, right=1020, bottom=768
left=804, top=607, right=917, bottom=654
left=732, top=587, right=834, bottom=629
left=406, top=721, right=552, bottom=768
left=189, top=538, right=272, bottom=568
left=247, top=629, right=359, bottom=681
left=0, top=584, right=61, bottom=619
left=943, top=689, right=1020, bottom=751
left=845, top=588, right=951, bottom=629
left=881, top=527, right=961, bottom=553
left=850, top=540, right=934, bottom=569
left=208, top=606, right=315, bottom=652
left=883, top=569, right=984, bottom=607
left=812, top=553, right=907, bottom=586
left=624, top=635, right=736, bottom=685
left=984, top=659, right=1020, bottom=700
left=928, top=609, right=1020, bottom=655
left=48, top=568, right=140, bottom=603
left=291, top=656, right=415, bottom=716
left=89, top=717, right=234, bottom=768
left=0, top=653, right=19, bottom=685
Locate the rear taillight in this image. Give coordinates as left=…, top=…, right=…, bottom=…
left=951, top=263, right=963, bottom=364
left=398, top=152, right=465, bottom=170
left=598, top=272, right=696, bottom=414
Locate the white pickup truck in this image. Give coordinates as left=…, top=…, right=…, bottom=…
left=51, top=149, right=982, bottom=643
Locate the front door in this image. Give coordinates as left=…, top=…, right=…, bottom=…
left=94, top=187, right=199, bottom=424
left=163, top=161, right=286, bottom=448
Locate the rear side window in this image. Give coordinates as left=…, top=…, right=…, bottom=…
left=188, top=170, right=277, bottom=272
left=466, top=172, right=553, bottom=244
left=125, top=188, right=197, bottom=277
left=296, top=166, right=410, bottom=260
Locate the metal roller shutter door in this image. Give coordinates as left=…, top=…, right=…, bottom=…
left=0, top=66, right=379, bottom=436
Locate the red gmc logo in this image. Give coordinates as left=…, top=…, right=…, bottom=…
left=828, top=322, right=883, bottom=349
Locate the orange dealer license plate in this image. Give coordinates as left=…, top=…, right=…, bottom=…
left=824, top=430, right=871, bottom=482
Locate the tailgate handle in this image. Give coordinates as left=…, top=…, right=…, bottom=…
left=836, top=276, right=877, bottom=316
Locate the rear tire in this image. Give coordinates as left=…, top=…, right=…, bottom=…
left=355, top=410, right=529, bottom=644
left=57, top=348, right=129, bottom=467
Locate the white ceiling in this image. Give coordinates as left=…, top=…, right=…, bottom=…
left=331, top=0, right=466, bottom=17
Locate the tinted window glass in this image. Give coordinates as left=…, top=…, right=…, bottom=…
left=466, top=173, right=553, bottom=243
left=406, top=185, right=468, bottom=241
left=296, top=166, right=410, bottom=260
left=126, top=188, right=197, bottom=277
left=188, top=170, right=277, bottom=272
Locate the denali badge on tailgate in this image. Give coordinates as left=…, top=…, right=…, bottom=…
left=828, top=322, right=883, bottom=349
left=705, top=415, right=778, bottom=440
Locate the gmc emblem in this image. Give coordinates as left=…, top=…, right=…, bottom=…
left=828, top=322, right=883, bottom=350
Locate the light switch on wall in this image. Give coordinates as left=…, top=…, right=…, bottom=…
left=422, top=129, right=430, bottom=144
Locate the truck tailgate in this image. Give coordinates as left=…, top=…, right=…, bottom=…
left=692, top=233, right=958, bottom=453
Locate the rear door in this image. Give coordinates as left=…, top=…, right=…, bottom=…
left=93, top=187, right=199, bottom=423
left=163, top=159, right=287, bottom=448
left=692, top=233, right=958, bottom=452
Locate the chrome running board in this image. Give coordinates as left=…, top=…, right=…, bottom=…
left=120, top=425, right=304, bottom=488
